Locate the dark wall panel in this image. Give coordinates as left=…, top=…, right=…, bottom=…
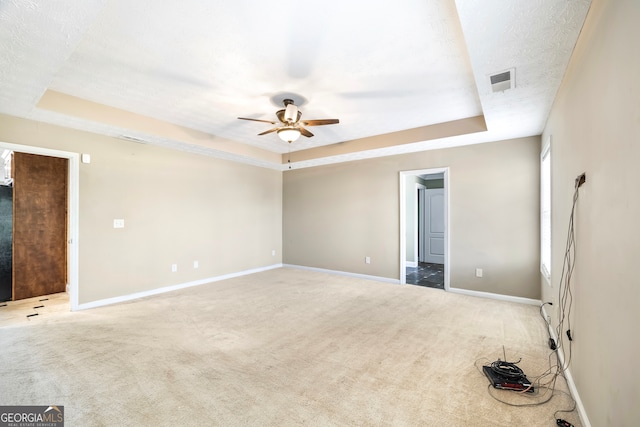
left=0, top=185, right=12, bottom=302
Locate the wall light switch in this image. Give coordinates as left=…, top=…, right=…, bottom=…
left=81, top=153, right=91, bottom=164
left=171, top=264, right=178, bottom=272
left=113, top=219, right=125, bottom=228
left=475, top=268, right=483, bottom=278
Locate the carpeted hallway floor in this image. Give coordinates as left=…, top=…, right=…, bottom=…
left=0, top=268, right=580, bottom=426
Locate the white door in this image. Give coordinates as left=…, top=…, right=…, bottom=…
left=421, top=188, right=445, bottom=264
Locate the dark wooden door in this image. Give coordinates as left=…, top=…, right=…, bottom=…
left=12, top=152, right=68, bottom=300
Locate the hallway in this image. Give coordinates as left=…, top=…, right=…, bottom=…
left=406, top=262, right=444, bottom=289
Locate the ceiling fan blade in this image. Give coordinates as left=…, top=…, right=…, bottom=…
left=238, top=117, right=277, bottom=125
left=258, top=127, right=279, bottom=136
left=299, top=127, right=314, bottom=138
left=301, top=119, right=339, bottom=126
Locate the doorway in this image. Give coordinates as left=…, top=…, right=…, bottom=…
left=0, top=141, right=79, bottom=310
left=399, top=168, right=449, bottom=290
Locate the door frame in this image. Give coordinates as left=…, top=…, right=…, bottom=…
left=399, top=167, right=450, bottom=290
left=0, top=141, right=79, bottom=311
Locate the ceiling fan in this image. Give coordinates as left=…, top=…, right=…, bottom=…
left=238, top=99, right=339, bottom=143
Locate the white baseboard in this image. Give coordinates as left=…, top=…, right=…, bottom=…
left=541, top=305, right=591, bottom=427
left=284, top=264, right=400, bottom=284
left=75, top=263, right=283, bottom=311
left=406, top=261, right=418, bottom=268
left=447, top=286, right=542, bottom=306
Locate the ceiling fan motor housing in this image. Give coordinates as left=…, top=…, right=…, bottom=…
left=284, top=103, right=299, bottom=123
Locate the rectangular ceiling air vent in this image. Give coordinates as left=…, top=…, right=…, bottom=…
left=118, top=135, right=148, bottom=144
left=490, top=68, right=515, bottom=92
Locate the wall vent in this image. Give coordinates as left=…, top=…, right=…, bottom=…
left=490, top=68, right=515, bottom=92
left=118, top=135, right=148, bottom=144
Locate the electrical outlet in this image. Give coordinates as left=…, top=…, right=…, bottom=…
left=365, top=256, right=371, bottom=264
left=113, top=219, right=125, bottom=228
left=193, top=260, right=198, bottom=269
left=272, top=250, right=276, bottom=256
left=171, top=264, right=178, bottom=272
left=475, top=268, right=483, bottom=278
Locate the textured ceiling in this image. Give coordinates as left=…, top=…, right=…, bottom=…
left=0, top=0, right=592, bottom=170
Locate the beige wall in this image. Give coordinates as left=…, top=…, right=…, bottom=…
left=541, top=0, right=640, bottom=424
left=0, top=114, right=282, bottom=305
left=283, top=136, right=541, bottom=299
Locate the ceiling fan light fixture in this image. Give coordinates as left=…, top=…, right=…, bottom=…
left=238, top=98, right=338, bottom=142
left=277, top=127, right=301, bottom=143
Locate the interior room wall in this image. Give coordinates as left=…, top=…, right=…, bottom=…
left=405, top=175, right=421, bottom=264
left=421, top=176, right=444, bottom=189
left=541, top=0, right=640, bottom=424
left=0, top=114, right=283, bottom=305
left=283, top=136, right=541, bottom=299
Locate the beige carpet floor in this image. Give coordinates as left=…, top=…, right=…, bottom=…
left=0, top=268, right=581, bottom=426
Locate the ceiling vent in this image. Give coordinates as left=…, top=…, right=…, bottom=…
left=118, top=135, right=148, bottom=144
left=490, top=68, right=515, bottom=92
